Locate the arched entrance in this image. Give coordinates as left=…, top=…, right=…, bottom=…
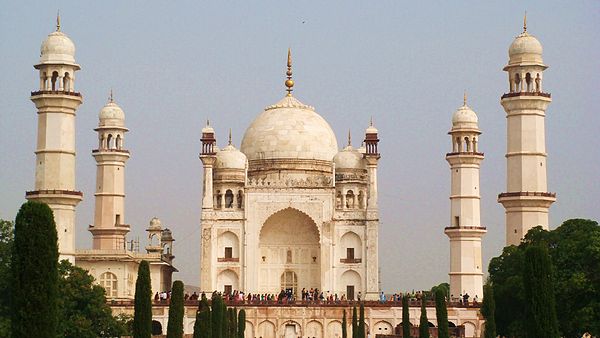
left=259, top=208, right=320, bottom=294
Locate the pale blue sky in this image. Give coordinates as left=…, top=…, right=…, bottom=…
left=1, top=1, right=599, bottom=291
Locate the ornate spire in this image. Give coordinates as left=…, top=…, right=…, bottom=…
left=56, top=10, right=61, bottom=31
left=347, top=129, right=352, bottom=147
left=370, top=116, right=373, bottom=127
left=285, top=48, right=294, bottom=96
left=206, top=119, right=210, bottom=127
left=463, top=90, right=467, bottom=106
left=228, top=128, right=232, bottom=145
left=523, top=11, right=527, bottom=33
left=109, top=88, right=114, bottom=103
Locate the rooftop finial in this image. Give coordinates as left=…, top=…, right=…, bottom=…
left=463, top=90, right=467, bottom=106
left=370, top=116, right=373, bottom=127
left=523, top=11, right=527, bottom=33
left=56, top=10, right=61, bottom=31
left=347, top=129, right=352, bottom=147
left=285, top=48, right=294, bottom=97
left=109, top=88, right=114, bottom=103
left=206, top=119, right=210, bottom=127
left=228, top=128, right=232, bottom=145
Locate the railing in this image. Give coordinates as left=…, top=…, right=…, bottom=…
left=26, top=189, right=83, bottom=197
left=498, top=191, right=556, bottom=198
left=340, top=258, right=362, bottom=263
left=31, top=90, right=82, bottom=97
left=501, top=91, right=551, bottom=99
left=444, top=226, right=487, bottom=231
left=445, top=152, right=484, bottom=157
left=92, top=149, right=130, bottom=154
left=217, top=257, right=239, bottom=262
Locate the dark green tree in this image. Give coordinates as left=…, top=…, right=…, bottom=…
left=402, top=296, right=410, bottom=337
left=133, top=260, right=152, bottom=338
left=237, top=309, right=246, bottom=338
left=11, top=201, right=59, bottom=338
left=221, top=299, right=228, bottom=337
left=419, top=297, right=430, bottom=338
left=342, top=309, right=348, bottom=338
left=56, top=260, right=127, bottom=337
left=358, top=302, right=365, bottom=338
left=211, top=293, right=223, bottom=338
left=193, top=293, right=212, bottom=338
left=228, top=307, right=237, bottom=338
left=166, top=280, right=185, bottom=338
left=434, top=287, right=449, bottom=338
left=352, top=305, right=358, bottom=338
left=480, top=284, right=496, bottom=338
left=523, top=245, right=559, bottom=338
left=0, top=219, right=13, bottom=337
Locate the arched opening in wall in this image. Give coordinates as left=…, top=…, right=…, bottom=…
left=358, top=191, right=365, bottom=209
left=448, top=321, right=457, bottom=328
left=340, top=231, right=362, bottom=263
left=341, top=270, right=361, bottom=300
left=150, top=233, right=159, bottom=246
left=258, top=320, right=276, bottom=338
left=428, top=322, right=436, bottom=327
left=218, top=231, right=239, bottom=261
left=463, top=322, right=476, bottom=337
left=215, top=190, right=222, bottom=208
left=346, top=190, right=355, bottom=209
left=107, top=134, right=113, bottom=149
left=244, top=321, right=254, bottom=338
left=237, top=190, right=243, bottom=208
left=525, top=72, right=532, bottom=92
left=259, top=208, right=320, bottom=293
left=63, top=72, right=71, bottom=91
left=99, top=271, right=118, bottom=298
left=327, top=321, right=342, bottom=338
left=464, top=137, right=470, bottom=152
left=455, top=137, right=461, bottom=152
left=115, top=135, right=122, bottom=149
left=152, top=320, right=162, bottom=335
left=99, top=135, right=104, bottom=149
left=51, top=71, right=58, bottom=91
left=514, top=73, right=521, bottom=92
left=225, top=189, right=234, bottom=208
left=374, top=321, right=393, bottom=335
left=472, top=138, right=477, bottom=152
left=280, top=270, right=298, bottom=297
left=535, top=73, right=541, bottom=92
left=336, top=191, right=342, bottom=209
left=306, top=320, right=323, bottom=338
left=217, top=269, right=238, bottom=294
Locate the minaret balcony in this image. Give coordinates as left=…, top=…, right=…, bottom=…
left=26, top=189, right=83, bottom=204
left=444, top=226, right=487, bottom=238
left=446, top=151, right=484, bottom=157
left=92, top=148, right=130, bottom=154
left=31, top=90, right=82, bottom=97
left=501, top=91, right=551, bottom=99
left=498, top=191, right=556, bottom=208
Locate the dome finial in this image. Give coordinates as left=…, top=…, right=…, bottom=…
left=109, top=88, right=114, bottom=103
left=523, top=11, right=527, bottom=33
left=285, top=48, right=294, bottom=97
left=347, top=129, right=352, bottom=147
left=56, top=10, right=61, bottom=31
left=463, top=90, right=467, bottom=106
left=228, top=128, right=232, bottom=145
left=206, top=119, right=210, bottom=127
left=370, top=116, right=373, bottom=127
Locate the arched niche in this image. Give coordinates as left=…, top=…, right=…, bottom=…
left=218, top=231, right=239, bottom=259
left=340, top=231, right=362, bottom=261
left=217, top=269, right=238, bottom=294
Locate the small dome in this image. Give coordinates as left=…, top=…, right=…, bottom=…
left=215, top=144, right=247, bottom=170
left=334, top=146, right=365, bottom=170
left=149, top=217, right=162, bottom=229
left=39, top=31, right=78, bottom=66
left=452, top=105, right=479, bottom=128
left=366, top=125, right=378, bottom=134
left=508, top=32, right=543, bottom=65
left=98, top=101, right=125, bottom=127
left=202, top=124, right=215, bottom=134
left=161, top=228, right=174, bottom=241
left=241, top=96, right=338, bottom=162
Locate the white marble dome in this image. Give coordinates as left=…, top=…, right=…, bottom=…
left=215, top=144, right=247, bottom=170
left=452, top=104, right=479, bottom=129
left=39, top=31, right=78, bottom=66
left=99, top=102, right=125, bottom=127
left=149, top=217, right=162, bottom=229
left=508, top=32, right=543, bottom=65
left=334, top=146, right=365, bottom=170
left=241, top=96, right=338, bottom=162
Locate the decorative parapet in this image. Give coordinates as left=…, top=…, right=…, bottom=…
left=340, top=258, right=362, bottom=264
left=31, top=90, right=82, bottom=97
left=501, top=91, right=551, bottom=99
left=217, top=257, right=240, bottom=263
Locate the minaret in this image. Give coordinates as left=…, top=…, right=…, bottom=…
left=26, top=15, right=83, bottom=262
left=88, top=93, right=130, bottom=250
left=363, top=118, right=380, bottom=300
left=498, top=16, right=556, bottom=246
left=199, top=121, right=217, bottom=289
left=444, top=94, right=486, bottom=301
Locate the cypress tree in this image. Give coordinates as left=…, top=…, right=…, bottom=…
left=434, top=287, right=449, bottom=338
left=133, top=260, right=152, bottom=338
left=211, top=293, right=222, bottom=338
left=523, top=245, right=560, bottom=338
left=221, top=299, right=228, bottom=338
left=342, top=309, right=348, bottom=338
left=352, top=305, right=358, bottom=338
left=419, top=297, right=430, bottom=338
left=228, top=307, right=237, bottom=338
left=358, top=302, right=366, bottom=338
left=11, top=201, right=59, bottom=338
left=193, top=293, right=212, bottom=338
left=166, top=280, right=185, bottom=338
left=402, top=296, right=410, bottom=337
left=481, top=284, right=496, bottom=338
left=237, top=309, right=246, bottom=338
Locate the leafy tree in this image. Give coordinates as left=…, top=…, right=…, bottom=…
left=133, top=260, right=152, bottom=338
left=402, top=296, right=410, bottom=337
left=352, top=305, right=358, bottom=338
left=56, top=260, right=127, bottom=337
left=193, top=293, right=212, bottom=338
left=11, top=201, right=59, bottom=338
left=237, top=309, right=245, bottom=338
left=419, top=296, right=430, bottom=338
left=167, top=280, right=185, bottom=338
left=358, top=302, right=365, bottom=338
left=523, top=245, right=559, bottom=338
left=342, top=309, right=347, bottom=338
left=434, top=287, right=449, bottom=338
left=0, top=219, right=13, bottom=336
left=480, top=284, right=496, bottom=338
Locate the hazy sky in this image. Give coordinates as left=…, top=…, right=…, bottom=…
left=1, top=1, right=599, bottom=292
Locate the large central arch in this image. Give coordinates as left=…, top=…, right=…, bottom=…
left=258, top=207, right=321, bottom=294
